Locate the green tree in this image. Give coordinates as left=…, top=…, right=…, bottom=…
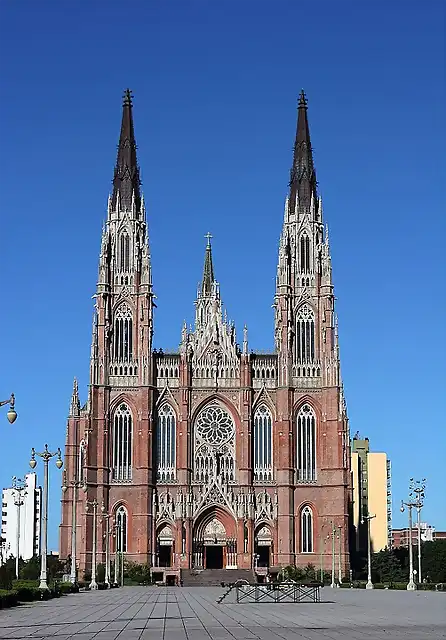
left=20, top=555, right=40, bottom=580
left=371, top=548, right=404, bottom=583
left=422, top=540, right=446, bottom=583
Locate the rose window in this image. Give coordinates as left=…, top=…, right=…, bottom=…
left=195, top=404, right=234, bottom=446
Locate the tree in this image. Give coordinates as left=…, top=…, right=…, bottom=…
left=422, top=540, right=446, bottom=583
left=371, top=548, right=405, bottom=584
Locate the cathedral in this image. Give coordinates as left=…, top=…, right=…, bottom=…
left=60, top=89, right=352, bottom=583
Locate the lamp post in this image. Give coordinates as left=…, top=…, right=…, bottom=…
left=0, top=394, right=17, bottom=424
left=113, top=521, right=119, bottom=585
left=11, top=476, right=27, bottom=579
left=330, top=522, right=337, bottom=588
left=401, top=495, right=416, bottom=591
left=100, top=502, right=112, bottom=588
left=61, top=467, right=87, bottom=584
left=410, top=479, right=426, bottom=584
left=112, top=517, right=125, bottom=587
left=361, top=512, right=376, bottom=589
left=337, top=525, right=343, bottom=585
left=85, top=498, right=99, bottom=590
left=29, top=445, right=63, bottom=590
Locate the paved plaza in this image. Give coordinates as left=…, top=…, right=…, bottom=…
left=0, top=586, right=445, bottom=640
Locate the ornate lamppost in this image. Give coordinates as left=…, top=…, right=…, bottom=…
left=11, top=476, right=27, bottom=579
left=0, top=394, right=17, bottom=423
left=85, top=498, right=99, bottom=590
left=100, top=502, right=112, bottom=588
left=61, top=466, right=87, bottom=584
left=410, top=478, right=426, bottom=584
left=361, top=512, right=376, bottom=589
left=29, top=445, right=63, bottom=590
left=401, top=478, right=426, bottom=590
left=330, top=522, right=337, bottom=588
left=401, top=494, right=416, bottom=591
left=337, top=525, right=343, bottom=585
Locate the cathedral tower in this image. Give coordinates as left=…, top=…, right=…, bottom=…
left=60, top=90, right=351, bottom=583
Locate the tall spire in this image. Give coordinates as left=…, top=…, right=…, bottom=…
left=201, top=232, right=215, bottom=296
left=111, top=89, right=141, bottom=212
left=288, top=90, right=317, bottom=213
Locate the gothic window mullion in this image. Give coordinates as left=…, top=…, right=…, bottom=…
left=157, top=405, right=176, bottom=482
left=112, top=404, right=133, bottom=482
left=253, top=406, right=273, bottom=482
left=297, top=404, right=316, bottom=483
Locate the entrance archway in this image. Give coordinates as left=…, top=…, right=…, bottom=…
left=254, top=525, right=272, bottom=568
left=157, top=524, right=174, bottom=567
left=193, top=508, right=237, bottom=569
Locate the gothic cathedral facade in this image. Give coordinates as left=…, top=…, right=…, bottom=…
left=60, top=90, right=351, bottom=581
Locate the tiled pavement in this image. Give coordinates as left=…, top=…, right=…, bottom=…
left=0, top=586, right=445, bottom=640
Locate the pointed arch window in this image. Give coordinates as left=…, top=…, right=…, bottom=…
left=300, top=234, right=311, bottom=273
left=297, top=404, right=316, bottom=482
left=115, top=505, right=128, bottom=552
left=296, top=304, right=315, bottom=363
left=119, top=233, right=130, bottom=272
left=301, top=505, right=314, bottom=552
left=112, top=404, right=132, bottom=481
left=157, top=405, right=176, bottom=482
left=113, top=303, right=133, bottom=362
left=253, top=405, right=273, bottom=482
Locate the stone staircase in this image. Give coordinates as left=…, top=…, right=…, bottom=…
left=180, top=568, right=255, bottom=587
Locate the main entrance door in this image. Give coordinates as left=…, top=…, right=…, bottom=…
left=205, top=545, right=223, bottom=569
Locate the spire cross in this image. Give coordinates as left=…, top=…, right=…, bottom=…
left=205, top=232, right=213, bottom=246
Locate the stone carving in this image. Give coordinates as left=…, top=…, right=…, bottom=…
left=203, top=518, right=226, bottom=542
left=155, top=491, right=176, bottom=522
left=254, top=489, right=278, bottom=523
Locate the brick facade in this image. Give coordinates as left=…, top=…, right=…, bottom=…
left=59, top=90, right=352, bottom=580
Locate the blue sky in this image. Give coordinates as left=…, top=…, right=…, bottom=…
left=0, top=1, right=444, bottom=550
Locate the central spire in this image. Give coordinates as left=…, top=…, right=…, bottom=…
left=201, top=232, right=215, bottom=296
left=289, top=90, right=317, bottom=213
left=111, top=89, right=141, bottom=212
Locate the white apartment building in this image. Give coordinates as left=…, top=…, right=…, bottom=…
left=1, top=473, right=41, bottom=562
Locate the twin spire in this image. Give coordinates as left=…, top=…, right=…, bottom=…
left=111, top=89, right=141, bottom=212
left=109, top=87, right=316, bottom=285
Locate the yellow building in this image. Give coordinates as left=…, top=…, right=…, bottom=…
left=351, top=436, right=391, bottom=553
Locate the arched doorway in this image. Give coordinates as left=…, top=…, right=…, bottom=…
left=254, top=525, right=272, bottom=568
left=193, top=508, right=237, bottom=569
left=157, top=524, right=174, bottom=567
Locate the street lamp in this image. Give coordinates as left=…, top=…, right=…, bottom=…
left=401, top=495, right=416, bottom=591
left=361, top=512, right=376, bottom=590
left=410, top=478, right=426, bottom=584
left=100, top=502, right=112, bottom=588
left=85, top=498, right=99, bottom=590
left=330, top=522, right=337, bottom=588
left=0, top=394, right=17, bottom=424
left=337, top=525, right=343, bottom=585
left=112, top=518, right=124, bottom=586
left=29, top=445, right=63, bottom=590
left=61, top=466, right=87, bottom=584
left=11, top=476, right=27, bottom=579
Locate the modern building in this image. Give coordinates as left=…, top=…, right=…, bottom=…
left=392, top=524, right=446, bottom=547
left=1, top=473, right=41, bottom=562
left=60, top=90, right=352, bottom=582
left=351, top=435, right=391, bottom=553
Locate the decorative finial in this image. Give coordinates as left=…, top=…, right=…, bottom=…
left=205, top=232, right=213, bottom=247
left=298, top=89, right=308, bottom=107
left=123, top=88, right=133, bottom=107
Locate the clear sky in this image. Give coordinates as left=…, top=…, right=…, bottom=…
left=0, top=1, right=445, bottom=551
